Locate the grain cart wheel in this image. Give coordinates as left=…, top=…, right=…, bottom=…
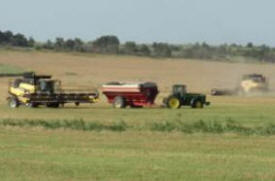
left=130, top=104, right=143, bottom=108
left=167, top=96, right=181, bottom=109
left=8, top=97, right=19, bottom=108
left=192, top=100, right=203, bottom=109
left=113, top=96, right=126, bottom=109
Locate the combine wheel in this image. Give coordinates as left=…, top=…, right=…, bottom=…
left=192, top=100, right=203, bottom=109
left=167, top=96, right=181, bottom=109
left=47, top=103, right=60, bottom=108
left=8, top=97, right=19, bottom=108
left=113, top=96, right=126, bottom=109
left=26, top=102, right=38, bottom=108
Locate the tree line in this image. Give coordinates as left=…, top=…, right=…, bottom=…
left=0, top=30, right=34, bottom=47
left=1, top=29, right=275, bottom=63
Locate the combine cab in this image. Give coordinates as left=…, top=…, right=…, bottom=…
left=102, top=82, right=159, bottom=108
left=163, top=85, right=210, bottom=109
left=2, top=72, right=99, bottom=108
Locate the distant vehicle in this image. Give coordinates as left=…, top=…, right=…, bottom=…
left=163, top=85, right=210, bottom=109
left=239, top=74, right=268, bottom=93
left=102, top=82, right=159, bottom=108
left=211, top=73, right=269, bottom=96
left=1, top=72, right=99, bottom=108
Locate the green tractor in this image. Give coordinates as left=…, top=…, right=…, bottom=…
left=163, top=85, right=210, bottom=109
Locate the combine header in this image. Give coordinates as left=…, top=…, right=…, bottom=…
left=1, top=72, right=99, bottom=108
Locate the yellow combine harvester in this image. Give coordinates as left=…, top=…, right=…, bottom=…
left=211, top=74, right=269, bottom=96
left=239, top=74, right=269, bottom=93
left=1, top=72, right=99, bottom=108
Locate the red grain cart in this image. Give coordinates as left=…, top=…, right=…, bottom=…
left=102, top=82, right=159, bottom=108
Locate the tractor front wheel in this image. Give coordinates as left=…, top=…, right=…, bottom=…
left=113, top=96, right=126, bottom=109
left=167, top=96, right=181, bottom=109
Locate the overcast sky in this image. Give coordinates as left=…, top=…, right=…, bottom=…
left=0, top=0, right=274, bottom=45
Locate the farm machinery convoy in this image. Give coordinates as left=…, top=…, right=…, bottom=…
left=2, top=71, right=270, bottom=109
left=102, top=82, right=210, bottom=109
left=1, top=72, right=210, bottom=109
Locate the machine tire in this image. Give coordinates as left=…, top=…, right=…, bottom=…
left=8, top=97, right=19, bottom=108
left=167, top=96, right=181, bottom=109
left=113, top=96, right=126, bottom=109
left=130, top=105, right=143, bottom=108
left=47, top=103, right=60, bottom=108
left=192, top=100, right=204, bottom=109
left=26, top=102, right=38, bottom=108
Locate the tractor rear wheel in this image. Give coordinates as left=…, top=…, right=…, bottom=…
left=113, top=96, right=126, bottom=109
left=8, top=97, right=19, bottom=108
left=192, top=100, right=203, bottom=109
left=167, top=96, right=181, bottom=109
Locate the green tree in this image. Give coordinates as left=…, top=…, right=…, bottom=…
left=65, top=39, right=75, bottom=50
left=246, top=42, right=254, bottom=48
left=92, top=35, right=120, bottom=54
left=3, top=31, right=13, bottom=43
left=73, top=38, right=84, bottom=52
left=43, top=40, right=54, bottom=49
left=138, top=44, right=151, bottom=56
left=55, top=37, right=65, bottom=50
left=152, top=43, right=171, bottom=57
left=28, top=37, right=35, bottom=47
left=123, top=41, right=137, bottom=54
left=11, top=33, right=28, bottom=46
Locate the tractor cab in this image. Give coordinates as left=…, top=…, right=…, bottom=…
left=172, top=84, right=187, bottom=97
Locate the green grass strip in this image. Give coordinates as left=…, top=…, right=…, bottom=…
left=1, top=119, right=275, bottom=135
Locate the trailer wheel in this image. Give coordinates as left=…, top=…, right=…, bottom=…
left=192, top=100, right=203, bottom=109
left=8, top=97, right=19, bottom=108
left=113, top=96, right=126, bottom=109
left=167, top=96, right=181, bottom=109
left=130, top=105, right=143, bottom=108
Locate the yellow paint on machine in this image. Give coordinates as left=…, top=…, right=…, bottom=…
left=19, top=83, right=35, bottom=93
